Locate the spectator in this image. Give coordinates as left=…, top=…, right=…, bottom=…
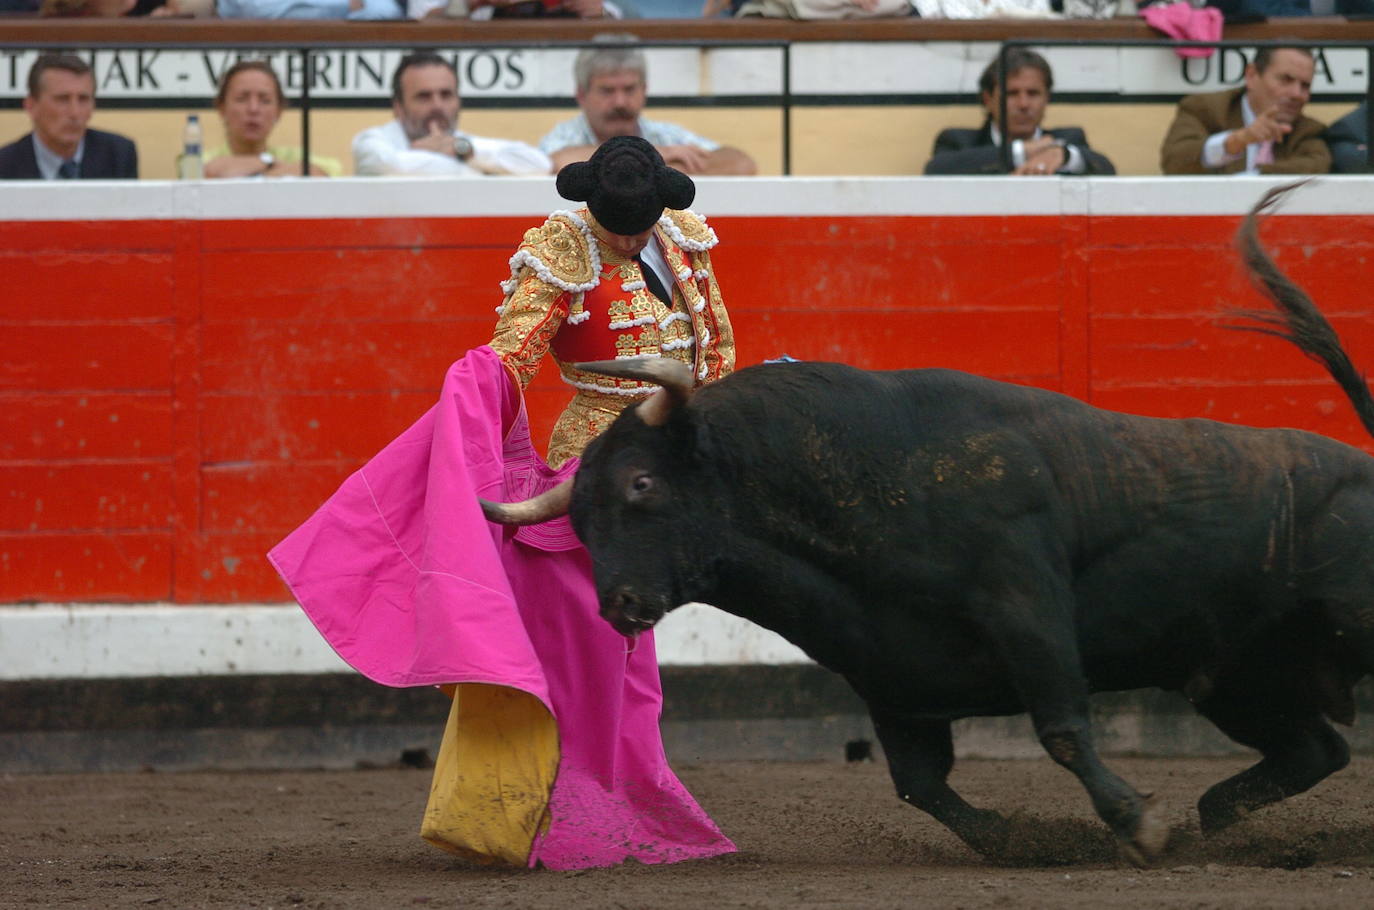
left=352, top=51, right=551, bottom=177
left=408, top=0, right=627, bottom=19
left=215, top=0, right=402, bottom=16
left=724, top=0, right=912, bottom=16
left=204, top=60, right=342, bottom=179
left=923, top=49, right=1115, bottom=176
left=142, top=0, right=216, bottom=14
left=39, top=0, right=134, bottom=14
left=1325, top=101, right=1370, bottom=174
left=539, top=41, right=757, bottom=175
left=1160, top=47, right=1329, bottom=175
left=0, top=54, right=137, bottom=180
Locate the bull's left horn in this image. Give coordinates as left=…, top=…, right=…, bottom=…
left=480, top=477, right=573, bottom=526
left=574, top=356, right=694, bottom=427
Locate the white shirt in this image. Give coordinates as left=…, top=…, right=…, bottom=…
left=538, top=114, right=720, bottom=157
left=32, top=133, right=85, bottom=180
left=639, top=234, right=673, bottom=298
left=1201, top=94, right=1263, bottom=174
left=351, top=119, right=551, bottom=177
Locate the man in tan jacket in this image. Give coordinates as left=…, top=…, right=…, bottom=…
left=1160, top=46, right=1330, bottom=175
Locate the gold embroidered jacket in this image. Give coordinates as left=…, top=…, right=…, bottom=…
left=489, top=207, right=735, bottom=467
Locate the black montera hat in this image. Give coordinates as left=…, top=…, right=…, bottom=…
left=555, top=136, right=696, bottom=236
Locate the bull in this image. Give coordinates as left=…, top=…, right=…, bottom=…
left=482, top=184, right=1374, bottom=865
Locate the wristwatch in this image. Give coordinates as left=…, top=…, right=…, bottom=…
left=453, top=136, right=474, bottom=162
left=257, top=151, right=275, bottom=175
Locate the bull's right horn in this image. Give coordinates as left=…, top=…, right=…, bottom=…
left=479, top=477, right=573, bottom=526
left=574, top=356, right=694, bottom=427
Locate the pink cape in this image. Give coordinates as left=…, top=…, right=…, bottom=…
left=267, top=345, right=735, bottom=869
left=1141, top=1, right=1223, bottom=59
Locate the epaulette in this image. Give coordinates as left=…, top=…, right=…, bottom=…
left=499, top=210, right=602, bottom=295
left=661, top=209, right=719, bottom=253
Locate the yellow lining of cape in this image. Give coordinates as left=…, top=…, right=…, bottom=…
left=420, top=683, right=558, bottom=866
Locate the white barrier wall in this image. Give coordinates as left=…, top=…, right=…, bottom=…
left=0, top=603, right=810, bottom=680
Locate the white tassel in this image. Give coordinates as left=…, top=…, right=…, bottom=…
left=609, top=315, right=658, bottom=330
left=562, top=375, right=658, bottom=395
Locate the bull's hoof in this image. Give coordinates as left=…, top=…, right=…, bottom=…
left=955, top=809, right=1013, bottom=860
left=1197, top=802, right=1245, bottom=836
left=1116, top=793, right=1169, bottom=868
left=1196, top=786, right=1252, bottom=834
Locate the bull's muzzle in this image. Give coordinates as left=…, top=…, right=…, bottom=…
left=601, top=588, right=665, bottom=637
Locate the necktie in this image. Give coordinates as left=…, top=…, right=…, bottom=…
left=1255, top=141, right=1275, bottom=167
left=57, top=159, right=78, bottom=179
left=634, top=254, right=673, bottom=305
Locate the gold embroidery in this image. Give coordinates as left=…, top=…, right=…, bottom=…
left=607, top=296, right=632, bottom=326
left=490, top=277, right=567, bottom=390
left=519, top=217, right=597, bottom=288
left=546, top=391, right=646, bottom=469
left=667, top=209, right=716, bottom=248
left=627, top=289, right=655, bottom=326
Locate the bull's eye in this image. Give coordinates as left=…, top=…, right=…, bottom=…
left=620, top=468, right=660, bottom=504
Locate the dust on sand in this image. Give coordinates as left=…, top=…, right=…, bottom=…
left=6, top=756, right=1374, bottom=909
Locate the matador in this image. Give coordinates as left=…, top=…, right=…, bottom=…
left=489, top=136, right=735, bottom=466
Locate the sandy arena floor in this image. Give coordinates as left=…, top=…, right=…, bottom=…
left=6, top=756, right=1374, bottom=909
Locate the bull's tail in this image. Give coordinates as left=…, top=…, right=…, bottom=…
left=1229, top=181, right=1374, bottom=440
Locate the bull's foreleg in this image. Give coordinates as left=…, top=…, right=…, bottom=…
left=1022, top=697, right=1168, bottom=867
left=970, top=548, right=1168, bottom=866
left=871, top=715, right=1011, bottom=857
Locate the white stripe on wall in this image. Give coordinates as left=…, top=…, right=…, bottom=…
left=0, top=603, right=810, bottom=681
left=1, top=175, right=1369, bottom=223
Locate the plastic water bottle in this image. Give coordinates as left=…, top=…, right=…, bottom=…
left=177, top=114, right=203, bottom=180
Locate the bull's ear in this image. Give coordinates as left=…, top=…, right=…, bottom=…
left=574, top=356, right=694, bottom=427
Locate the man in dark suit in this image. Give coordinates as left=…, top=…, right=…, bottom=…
left=924, top=49, right=1115, bottom=177
left=1160, top=47, right=1329, bottom=176
left=1325, top=101, right=1370, bottom=174
left=0, top=54, right=138, bottom=181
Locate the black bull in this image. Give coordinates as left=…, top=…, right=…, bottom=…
left=482, top=185, right=1374, bottom=865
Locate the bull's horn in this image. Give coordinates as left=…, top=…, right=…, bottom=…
left=479, top=477, right=572, bottom=526
left=574, top=356, right=694, bottom=427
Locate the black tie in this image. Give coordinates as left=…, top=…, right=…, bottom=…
left=634, top=254, right=673, bottom=305
left=57, top=159, right=78, bottom=179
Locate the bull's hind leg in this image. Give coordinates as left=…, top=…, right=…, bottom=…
left=871, top=715, right=1011, bottom=857
left=1193, top=693, right=1351, bottom=834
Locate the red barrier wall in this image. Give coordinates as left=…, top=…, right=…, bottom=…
left=5, top=183, right=1374, bottom=603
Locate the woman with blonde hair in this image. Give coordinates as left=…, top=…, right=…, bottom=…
left=205, top=60, right=341, bottom=178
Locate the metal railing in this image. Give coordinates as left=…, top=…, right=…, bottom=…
left=7, top=34, right=1372, bottom=177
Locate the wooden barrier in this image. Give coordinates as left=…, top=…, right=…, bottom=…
left=4, top=15, right=1373, bottom=46
left=3, top=176, right=1374, bottom=605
